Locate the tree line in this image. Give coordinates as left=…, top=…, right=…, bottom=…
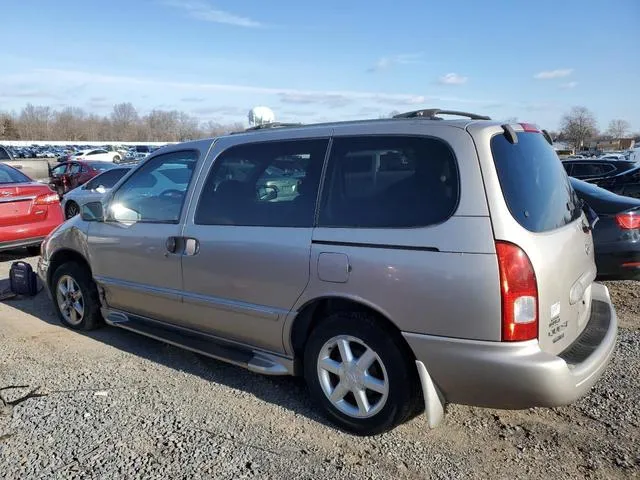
left=558, top=107, right=635, bottom=150
left=0, top=103, right=244, bottom=142
left=0, top=103, right=636, bottom=147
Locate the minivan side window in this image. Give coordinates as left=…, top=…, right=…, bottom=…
left=318, top=136, right=459, bottom=228
left=195, top=139, right=329, bottom=227
left=108, top=150, right=198, bottom=224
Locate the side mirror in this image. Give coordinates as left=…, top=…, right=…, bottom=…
left=81, top=201, right=104, bottom=222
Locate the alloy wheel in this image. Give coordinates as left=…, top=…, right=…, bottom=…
left=56, top=275, right=85, bottom=326
left=316, top=335, right=389, bottom=418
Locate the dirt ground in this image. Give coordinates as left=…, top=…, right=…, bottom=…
left=0, top=250, right=638, bottom=479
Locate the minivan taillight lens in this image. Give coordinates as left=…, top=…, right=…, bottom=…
left=496, top=241, right=538, bottom=341
left=615, top=212, right=640, bottom=230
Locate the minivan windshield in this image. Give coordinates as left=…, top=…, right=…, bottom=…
left=491, top=132, right=582, bottom=232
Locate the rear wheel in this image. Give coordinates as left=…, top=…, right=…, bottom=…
left=65, top=201, right=80, bottom=219
left=52, top=262, right=102, bottom=331
left=304, top=312, right=420, bottom=435
left=113, top=155, right=121, bottom=163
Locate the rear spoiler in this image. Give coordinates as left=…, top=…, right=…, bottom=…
left=501, top=124, right=553, bottom=146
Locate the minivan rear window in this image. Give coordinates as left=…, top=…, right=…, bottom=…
left=491, top=132, right=581, bottom=232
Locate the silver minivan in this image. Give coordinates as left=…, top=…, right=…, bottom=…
left=38, top=109, right=617, bottom=435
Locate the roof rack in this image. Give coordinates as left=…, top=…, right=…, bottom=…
left=232, top=122, right=304, bottom=134
left=392, top=109, right=491, bottom=121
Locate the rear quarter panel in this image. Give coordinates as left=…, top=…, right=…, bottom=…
left=286, top=124, right=503, bottom=353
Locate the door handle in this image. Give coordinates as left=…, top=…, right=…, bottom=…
left=165, top=236, right=178, bottom=254
left=184, top=238, right=199, bottom=256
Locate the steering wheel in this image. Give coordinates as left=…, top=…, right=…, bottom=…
left=159, top=189, right=184, bottom=199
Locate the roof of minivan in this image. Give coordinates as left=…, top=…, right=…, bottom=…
left=222, top=117, right=500, bottom=140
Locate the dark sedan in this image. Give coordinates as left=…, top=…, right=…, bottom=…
left=571, top=177, right=640, bottom=280
left=563, top=158, right=640, bottom=199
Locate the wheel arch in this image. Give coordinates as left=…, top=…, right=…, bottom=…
left=47, top=248, right=93, bottom=289
left=288, top=295, right=416, bottom=368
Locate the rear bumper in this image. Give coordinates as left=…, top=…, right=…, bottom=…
left=0, top=236, right=46, bottom=252
left=403, top=282, right=617, bottom=409
left=596, top=248, right=640, bottom=280
left=0, top=206, right=64, bottom=252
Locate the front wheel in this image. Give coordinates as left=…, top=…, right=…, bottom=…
left=51, top=262, right=102, bottom=331
left=304, top=312, right=420, bottom=435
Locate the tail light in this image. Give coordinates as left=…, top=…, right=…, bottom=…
left=615, top=212, right=640, bottom=230
left=496, top=241, right=538, bottom=342
left=34, top=192, right=60, bottom=205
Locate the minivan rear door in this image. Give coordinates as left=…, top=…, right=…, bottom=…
left=472, top=124, right=596, bottom=355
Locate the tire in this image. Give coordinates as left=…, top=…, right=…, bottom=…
left=26, top=245, right=41, bottom=257
left=65, top=201, right=80, bottom=219
left=51, top=262, right=102, bottom=331
left=304, top=312, right=420, bottom=435
left=113, top=155, right=121, bottom=163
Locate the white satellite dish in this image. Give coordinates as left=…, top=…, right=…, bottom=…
left=248, top=106, right=275, bottom=127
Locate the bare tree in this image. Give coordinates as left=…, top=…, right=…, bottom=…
left=18, top=104, right=52, bottom=140
left=3, top=102, right=244, bottom=142
left=560, top=107, right=598, bottom=149
left=52, top=107, right=87, bottom=141
left=0, top=114, right=20, bottom=139
left=606, top=119, right=630, bottom=140
left=111, top=103, right=139, bottom=141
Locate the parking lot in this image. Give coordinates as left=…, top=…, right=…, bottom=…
left=0, top=251, right=638, bottom=479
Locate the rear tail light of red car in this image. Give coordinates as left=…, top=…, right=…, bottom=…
left=34, top=192, right=60, bottom=205
left=496, top=241, right=539, bottom=342
left=615, top=211, right=640, bottom=230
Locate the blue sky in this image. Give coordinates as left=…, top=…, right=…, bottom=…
left=1, top=0, right=638, bottom=131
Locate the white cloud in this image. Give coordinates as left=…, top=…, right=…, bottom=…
left=162, top=0, right=262, bottom=28
left=368, top=53, right=422, bottom=72
left=0, top=68, right=501, bottom=124
left=534, top=69, right=573, bottom=79
left=24, top=68, right=435, bottom=107
left=560, top=81, right=578, bottom=89
left=438, top=73, right=468, bottom=85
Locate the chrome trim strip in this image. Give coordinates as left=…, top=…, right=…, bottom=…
left=0, top=195, right=36, bottom=204
left=181, top=291, right=285, bottom=321
left=95, top=276, right=286, bottom=321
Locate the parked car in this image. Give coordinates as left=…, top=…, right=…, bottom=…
left=562, top=158, right=640, bottom=199
left=599, top=153, right=626, bottom=161
left=571, top=177, right=640, bottom=280
left=0, top=146, right=14, bottom=161
left=71, top=149, right=122, bottom=163
left=0, top=163, right=64, bottom=254
left=38, top=111, right=617, bottom=435
left=62, top=166, right=132, bottom=219
left=49, top=161, right=120, bottom=197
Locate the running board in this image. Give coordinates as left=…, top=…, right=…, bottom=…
left=104, top=310, right=292, bottom=375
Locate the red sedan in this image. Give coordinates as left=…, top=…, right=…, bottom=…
left=0, top=163, right=65, bottom=254
left=49, top=160, right=119, bottom=196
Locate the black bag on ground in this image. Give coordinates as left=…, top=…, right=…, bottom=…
left=9, top=262, right=39, bottom=296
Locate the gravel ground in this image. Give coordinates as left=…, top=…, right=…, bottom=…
left=0, top=251, right=638, bottom=479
